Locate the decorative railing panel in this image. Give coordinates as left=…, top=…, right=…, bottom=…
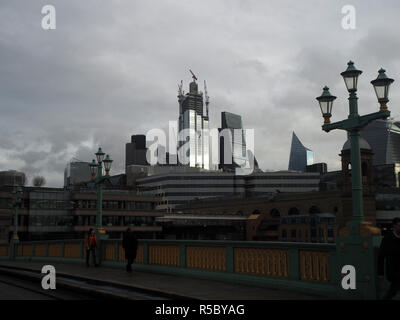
left=234, top=248, right=289, bottom=278
left=149, top=245, right=180, bottom=267
left=186, top=246, right=226, bottom=271
left=299, top=250, right=330, bottom=282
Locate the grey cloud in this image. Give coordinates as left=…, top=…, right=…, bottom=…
left=0, top=0, right=400, bottom=185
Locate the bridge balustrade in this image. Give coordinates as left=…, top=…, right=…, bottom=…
left=0, top=239, right=340, bottom=297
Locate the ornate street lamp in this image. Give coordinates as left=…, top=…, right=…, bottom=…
left=95, top=147, right=105, bottom=163
left=371, top=68, right=394, bottom=110
left=103, top=155, right=113, bottom=176
left=317, top=61, right=394, bottom=236
left=90, top=147, right=113, bottom=239
left=316, top=86, right=337, bottom=124
left=11, top=186, right=23, bottom=243
left=89, top=159, right=97, bottom=177
left=340, top=60, right=363, bottom=92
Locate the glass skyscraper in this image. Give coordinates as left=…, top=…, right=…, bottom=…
left=288, top=132, right=314, bottom=172
left=219, top=111, right=247, bottom=170
left=178, top=75, right=210, bottom=169
left=360, top=119, right=400, bottom=165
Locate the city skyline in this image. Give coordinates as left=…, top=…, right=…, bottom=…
left=1, top=1, right=399, bottom=186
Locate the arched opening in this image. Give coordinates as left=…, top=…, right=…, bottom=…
left=362, top=162, right=368, bottom=176
left=257, top=221, right=278, bottom=232
left=270, top=208, right=280, bottom=218
left=288, top=207, right=300, bottom=216
left=309, top=205, right=321, bottom=215
left=252, top=209, right=261, bottom=215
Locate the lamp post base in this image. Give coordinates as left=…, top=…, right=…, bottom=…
left=96, top=227, right=109, bottom=240
left=12, top=234, right=19, bottom=243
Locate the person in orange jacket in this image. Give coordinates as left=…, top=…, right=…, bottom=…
left=85, top=228, right=98, bottom=267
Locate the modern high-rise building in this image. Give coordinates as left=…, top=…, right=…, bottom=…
left=360, top=119, right=400, bottom=165
left=219, top=111, right=247, bottom=171
left=64, top=161, right=92, bottom=187
left=136, top=171, right=320, bottom=210
left=125, top=134, right=149, bottom=169
left=177, top=72, right=210, bottom=169
left=288, top=132, right=314, bottom=172
left=0, top=170, right=26, bottom=186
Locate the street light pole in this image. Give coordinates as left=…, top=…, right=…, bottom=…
left=11, top=186, right=23, bottom=243
left=317, top=61, right=394, bottom=235
left=96, top=163, right=104, bottom=236
left=316, top=61, right=395, bottom=299
left=89, top=148, right=113, bottom=240
left=347, top=88, right=363, bottom=225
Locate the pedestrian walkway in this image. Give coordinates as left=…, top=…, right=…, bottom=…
left=0, top=260, right=329, bottom=300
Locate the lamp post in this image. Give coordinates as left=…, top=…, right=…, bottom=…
left=11, top=186, right=23, bottom=243
left=316, top=61, right=394, bottom=235
left=89, top=147, right=113, bottom=240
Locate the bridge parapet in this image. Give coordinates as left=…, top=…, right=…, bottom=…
left=1, top=239, right=341, bottom=297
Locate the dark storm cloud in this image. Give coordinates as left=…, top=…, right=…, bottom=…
left=0, top=0, right=400, bottom=185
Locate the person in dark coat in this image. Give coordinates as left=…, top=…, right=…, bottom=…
left=85, top=228, right=98, bottom=267
left=378, top=217, right=400, bottom=300
left=122, top=228, right=138, bottom=273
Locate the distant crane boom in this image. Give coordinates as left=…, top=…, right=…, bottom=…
left=189, top=69, right=198, bottom=81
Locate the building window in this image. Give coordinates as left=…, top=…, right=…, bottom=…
left=291, top=230, right=297, bottom=242
left=288, top=207, right=300, bottom=216
left=309, top=206, right=321, bottom=215
left=270, top=209, right=280, bottom=218
left=319, top=228, right=325, bottom=242
left=362, top=162, right=368, bottom=177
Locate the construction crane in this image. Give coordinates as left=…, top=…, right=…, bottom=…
left=189, top=69, right=198, bottom=82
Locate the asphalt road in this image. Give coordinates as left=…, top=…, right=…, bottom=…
left=0, top=273, right=93, bottom=300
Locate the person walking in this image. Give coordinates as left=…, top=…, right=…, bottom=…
left=122, top=228, right=138, bottom=273
left=85, top=228, right=98, bottom=267
left=378, top=217, right=400, bottom=300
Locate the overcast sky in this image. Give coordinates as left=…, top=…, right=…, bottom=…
left=1, top=0, right=400, bottom=186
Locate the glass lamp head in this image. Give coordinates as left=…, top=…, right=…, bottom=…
left=316, top=86, right=337, bottom=124
left=341, top=61, right=363, bottom=92
left=371, top=68, right=394, bottom=110
left=95, top=147, right=105, bottom=163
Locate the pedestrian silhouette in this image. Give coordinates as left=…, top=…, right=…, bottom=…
left=85, top=228, right=98, bottom=267
left=122, top=228, right=138, bottom=273
left=378, top=217, right=400, bottom=300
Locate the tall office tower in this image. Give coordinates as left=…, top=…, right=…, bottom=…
left=177, top=71, right=210, bottom=169
left=64, top=161, right=92, bottom=187
left=0, top=170, right=26, bottom=186
left=360, top=119, right=400, bottom=165
left=125, top=134, right=149, bottom=169
left=288, top=132, right=314, bottom=172
left=219, top=111, right=247, bottom=171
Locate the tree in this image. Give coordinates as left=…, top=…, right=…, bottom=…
left=33, top=176, right=46, bottom=187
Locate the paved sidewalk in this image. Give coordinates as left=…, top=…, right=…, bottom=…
left=0, top=260, right=329, bottom=300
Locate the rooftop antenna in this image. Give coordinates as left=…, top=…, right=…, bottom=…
left=178, top=80, right=184, bottom=96
left=189, top=69, right=198, bottom=82
left=204, top=80, right=210, bottom=117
